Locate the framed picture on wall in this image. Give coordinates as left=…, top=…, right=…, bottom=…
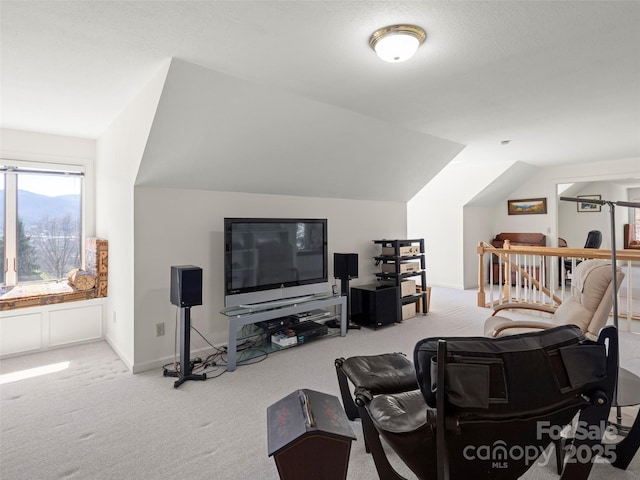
left=507, top=198, right=547, bottom=215
left=577, top=195, right=602, bottom=212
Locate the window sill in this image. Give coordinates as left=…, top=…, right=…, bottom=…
left=0, top=237, right=108, bottom=312
left=0, top=282, right=104, bottom=312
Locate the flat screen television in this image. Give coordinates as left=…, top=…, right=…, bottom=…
left=224, top=218, right=329, bottom=307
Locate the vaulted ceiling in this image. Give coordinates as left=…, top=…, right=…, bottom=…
left=2, top=1, right=639, bottom=201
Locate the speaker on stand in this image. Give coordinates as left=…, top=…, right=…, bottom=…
left=164, top=265, right=207, bottom=388
left=333, top=253, right=360, bottom=330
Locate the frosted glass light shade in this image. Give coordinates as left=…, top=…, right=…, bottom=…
left=369, top=25, right=426, bottom=63
left=374, top=34, right=419, bottom=62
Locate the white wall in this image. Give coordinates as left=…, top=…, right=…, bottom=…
left=479, top=159, right=639, bottom=289
left=411, top=156, right=640, bottom=291
left=0, top=127, right=95, bottom=162
left=463, top=206, right=495, bottom=287
left=558, top=181, right=628, bottom=250
left=0, top=128, right=97, bottom=236
left=96, top=61, right=170, bottom=370
left=489, top=176, right=557, bottom=245
left=494, top=158, right=640, bottom=247
left=132, top=186, right=407, bottom=372
left=476, top=158, right=639, bottom=289
left=408, top=161, right=508, bottom=289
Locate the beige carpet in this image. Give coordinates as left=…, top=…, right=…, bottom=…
left=1, top=287, right=639, bottom=479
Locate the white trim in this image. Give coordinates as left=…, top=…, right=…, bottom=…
left=1, top=158, right=86, bottom=173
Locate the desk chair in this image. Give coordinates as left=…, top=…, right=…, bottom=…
left=563, top=230, right=602, bottom=282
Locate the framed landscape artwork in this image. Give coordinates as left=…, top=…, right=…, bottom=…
left=507, top=198, right=547, bottom=215
left=577, top=195, right=602, bottom=212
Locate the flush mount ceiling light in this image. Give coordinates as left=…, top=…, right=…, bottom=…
left=369, top=24, right=426, bottom=63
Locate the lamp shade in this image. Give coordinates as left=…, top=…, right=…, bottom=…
left=369, top=25, right=426, bottom=63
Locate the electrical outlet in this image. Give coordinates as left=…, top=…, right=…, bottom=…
left=156, top=322, right=165, bottom=337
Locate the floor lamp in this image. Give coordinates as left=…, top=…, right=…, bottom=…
left=560, top=196, right=640, bottom=469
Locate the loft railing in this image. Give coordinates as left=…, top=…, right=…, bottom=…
left=477, top=240, right=640, bottom=332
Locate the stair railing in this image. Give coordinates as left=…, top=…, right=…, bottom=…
left=477, top=240, right=640, bottom=330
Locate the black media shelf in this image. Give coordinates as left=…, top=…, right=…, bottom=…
left=373, top=239, right=428, bottom=322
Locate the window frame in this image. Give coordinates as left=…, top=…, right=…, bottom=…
left=1, top=159, right=86, bottom=287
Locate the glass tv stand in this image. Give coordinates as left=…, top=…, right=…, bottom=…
left=220, top=293, right=347, bottom=372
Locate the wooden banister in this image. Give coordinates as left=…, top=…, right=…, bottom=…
left=477, top=241, right=640, bottom=316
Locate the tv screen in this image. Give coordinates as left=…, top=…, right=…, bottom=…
left=224, top=218, right=328, bottom=307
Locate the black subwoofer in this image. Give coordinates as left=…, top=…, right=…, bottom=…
left=350, top=284, right=398, bottom=328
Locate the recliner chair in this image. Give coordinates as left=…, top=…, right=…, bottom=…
left=485, top=259, right=623, bottom=340
left=355, top=325, right=618, bottom=480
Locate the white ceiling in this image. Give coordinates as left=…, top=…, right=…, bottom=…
left=2, top=1, right=639, bottom=179
left=135, top=58, right=465, bottom=201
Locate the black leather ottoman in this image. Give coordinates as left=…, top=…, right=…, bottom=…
left=335, top=353, right=418, bottom=421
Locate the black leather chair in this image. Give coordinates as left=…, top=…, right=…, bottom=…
left=353, top=325, right=618, bottom=480
left=564, top=230, right=602, bottom=281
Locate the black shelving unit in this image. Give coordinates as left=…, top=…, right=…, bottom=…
left=373, top=239, right=428, bottom=322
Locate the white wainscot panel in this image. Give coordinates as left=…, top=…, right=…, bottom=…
left=0, top=311, right=42, bottom=355
left=49, top=304, right=103, bottom=347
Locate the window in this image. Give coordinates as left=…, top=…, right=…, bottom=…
left=1, top=164, right=83, bottom=286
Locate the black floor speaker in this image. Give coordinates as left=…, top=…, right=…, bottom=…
left=170, top=265, right=203, bottom=307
